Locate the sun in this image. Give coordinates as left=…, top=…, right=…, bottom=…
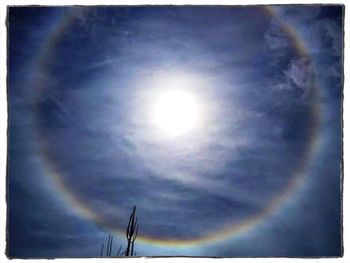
left=150, top=89, right=200, bottom=137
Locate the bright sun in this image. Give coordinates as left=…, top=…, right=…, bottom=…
left=151, top=89, right=200, bottom=137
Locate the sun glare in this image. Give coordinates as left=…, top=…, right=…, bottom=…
left=151, top=89, right=200, bottom=137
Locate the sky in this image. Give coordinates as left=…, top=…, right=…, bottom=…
left=6, top=5, right=343, bottom=258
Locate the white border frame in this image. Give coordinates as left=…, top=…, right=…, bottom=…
left=0, top=1, right=347, bottom=262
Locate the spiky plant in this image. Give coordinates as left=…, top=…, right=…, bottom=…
left=100, top=234, right=123, bottom=257
left=100, top=205, right=139, bottom=257
left=125, top=205, right=138, bottom=256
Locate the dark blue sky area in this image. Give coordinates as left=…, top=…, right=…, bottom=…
left=7, top=5, right=343, bottom=258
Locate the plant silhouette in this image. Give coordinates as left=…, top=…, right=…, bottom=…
left=100, top=205, right=139, bottom=257
left=125, top=205, right=138, bottom=256
left=100, top=234, right=123, bottom=256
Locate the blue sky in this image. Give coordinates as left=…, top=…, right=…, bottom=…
left=7, top=5, right=342, bottom=257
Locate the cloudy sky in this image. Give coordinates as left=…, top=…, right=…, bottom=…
left=7, top=5, right=343, bottom=258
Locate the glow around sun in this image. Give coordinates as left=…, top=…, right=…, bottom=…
left=143, top=72, right=206, bottom=138
left=151, top=89, right=200, bottom=137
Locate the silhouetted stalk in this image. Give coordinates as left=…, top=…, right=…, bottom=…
left=107, top=235, right=111, bottom=256
left=100, top=206, right=138, bottom=257
left=106, top=236, right=109, bottom=256
left=100, top=243, right=104, bottom=257
left=116, top=245, right=122, bottom=256
left=101, top=235, right=118, bottom=257
left=109, top=236, right=114, bottom=256
left=125, top=205, right=138, bottom=256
